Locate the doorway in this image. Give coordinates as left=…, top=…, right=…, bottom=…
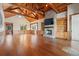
left=71, top=14, right=79, bottom=41
left=5, top=22, right=13, bottom=48
left=5, top=22, right=13, bottom=35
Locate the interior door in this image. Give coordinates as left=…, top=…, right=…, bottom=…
left=71, top=14, right=79, bottom=40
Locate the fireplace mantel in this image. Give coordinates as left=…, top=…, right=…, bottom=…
left=44, top=25, right=54, bottom=28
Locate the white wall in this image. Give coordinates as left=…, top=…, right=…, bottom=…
left=45, top=10, right=56, bottom=19
left=0, top=4, right=5, bottom=32
left=0, top=4, right=5, bottom=45
left=68, top=4, right=79, bottom=15
left=57, top=11, right=67, bottom=18
left=68, top=4, right=79, bottom=32
left=5, top=15, right=30, bottom=30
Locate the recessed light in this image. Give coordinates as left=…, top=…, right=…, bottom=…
left=46, top=4, right=48, bottom=7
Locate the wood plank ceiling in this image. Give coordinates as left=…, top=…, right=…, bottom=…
left=3, top=3, right=69, bottom=22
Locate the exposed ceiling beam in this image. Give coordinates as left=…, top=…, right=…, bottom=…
left=5, top=4, right=44, bottom=20
left=48, top=3, right=59, bottom=13
left=5, top=9, right=37, bottom=19
left=19, top=7, right=39, bottom=19
left=11, top=3, right=45, bottom=16
left=4, top=3, right=69, bottom=22
left=4, top=6, right=39, bottom=19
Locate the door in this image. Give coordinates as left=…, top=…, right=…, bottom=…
left=71, top=14, right=79, bottom=40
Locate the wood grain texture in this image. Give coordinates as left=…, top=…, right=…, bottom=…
left=56, top=17, right=68, bottom=39
left=0, top=31, right=73, bottom=56
left=4, top=3, right=69, bottom=22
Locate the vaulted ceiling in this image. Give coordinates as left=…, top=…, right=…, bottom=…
left=3, top=3, right=69, bottom=22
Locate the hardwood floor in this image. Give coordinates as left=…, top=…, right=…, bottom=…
left=0, top=31, right=79, bottom=56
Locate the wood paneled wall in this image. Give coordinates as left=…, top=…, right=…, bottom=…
left=56, top=17, right=68, bottom=39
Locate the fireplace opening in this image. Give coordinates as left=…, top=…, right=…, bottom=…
left=46, top=30, right=52, bottom=35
